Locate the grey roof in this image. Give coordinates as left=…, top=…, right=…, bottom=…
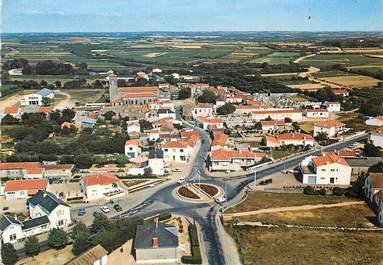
left=27, top=190, right=69, bottom=213
left=149, top=149, right=164, bottom=159
left=22, top=216, right=50, bottom=230
left=82, top=118, right=97, bottom=124
left=345, top=157, right=383, bottom=167
left=66, top=245, right=108, bottom=265
left=37, top=88, right=53, bottom=97
left=158, top=108, right=175, bottom=114
left=134, top=222, right=178, bottom=249
left=0, top=214, right=22, bottom=231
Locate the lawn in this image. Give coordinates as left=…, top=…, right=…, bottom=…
left=64, top=89, right=102, bottom=102
left=240, top=203, right=378, bottom=228
left=228, top=226, right=383, bottom=265
left=226, top=192, right=358, bottom=214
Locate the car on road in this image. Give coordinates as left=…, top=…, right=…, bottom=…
left=78, top=208, right=86, bottom=216
left=114, top=204, right=122, bottom=212
left=177, top=178, right=185, bottom=184
left=100, top=206, right=110, bottom=213
left=173, top=168, right=182, bottom=172
left=215, top=196, right=226, bottom=204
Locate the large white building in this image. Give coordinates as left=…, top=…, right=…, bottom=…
left=148, top=149, right=165, bottom=176
left=366, top=116, right=383, bottom=127
left=192, top=103, right=214, bottom=119
left=20, top=88, right=54, bottom=106
left=209, top=149, right=265, bottom=171
left=4, top=179, right=48, bottom=200
left=195, top=116, right=224, bottom=130
left=0, top=162, right=45, bottom=179
left=304, top=109, right=329, bottom=118
left=125, top=140, right=141, bottom=158
left=264, top=133, right=314, bottom=148
left=313, top=120, right=346, bottom=138
left=252, top=109, right=303, bottom=122
left=161, top=140, right=193, bottom=163
left=369, top=127, right=383, bottom=148
left=300, top=153, right=352, bottom=185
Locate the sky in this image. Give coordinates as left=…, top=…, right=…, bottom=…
left=2, top=0, right=383, bottom=33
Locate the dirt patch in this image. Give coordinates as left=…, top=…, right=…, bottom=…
left=287, top=83, right=324, bottom=91
left=319, top=75, right=380, bottom=88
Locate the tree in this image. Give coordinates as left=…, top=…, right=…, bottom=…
left=197, top=90, right=217, bottom=103
left=1, top=114, right=19, bottom=125
left=55, top=80, right=62, bottom=88
left=42, top=97, right=52, bottom=106
left=103, top=111, right=116, bottom=121
left=48, top=228, right=68, bottom=249
left=369, top=161, right=383, bottom=173
left=139, top=119, right=152, bottom=132
left=24, top=236, right=40, bottom=257
left=364, top=143, right=382, bottom=157
left=40, top=80, right=48, bottom=86
left=315, top=132, right=329, bottom=142
left=178, top=88, right=191, bottom=100
left=74, top=154, right=94, bottom=169
left=91, top=213, right=111, bottom=234
left=1, top=243, right=18, bottom=265
left=61, top=108, right=76, bottom=122
left=72, top=223, right=92, bottom=255
left=216, top=103, right=236, bottom=115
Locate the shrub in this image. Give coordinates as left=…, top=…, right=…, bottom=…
left=319, top=188, right=326, bottom=196
left=158, top=213, right=172, bottom=221
left=1, top=243, right=18, bottom=265
left=181, top=225, right=202, bottom=264
left=303, top=186, right=315, bottom=195
left=24, top=236, right=40, bottom=257
left=333, top=187, right=346, bottom=196
left=48, top=228, right=68, bottom=249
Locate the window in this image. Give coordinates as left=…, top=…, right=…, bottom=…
left=164, top=149, right=168, bottom=152
left=57, top=220, right=64, bottom=226
left=10, top=234, right=17, bottom=241
left=321, top=169, right=326, bottom=172
left=331, top=169, right=335, bottom=172
left=180, top=149, right=184, bottom=152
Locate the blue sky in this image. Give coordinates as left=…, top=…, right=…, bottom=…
left=2, top=0, right=383, bottom=32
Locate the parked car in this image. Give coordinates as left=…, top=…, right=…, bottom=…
left=173, top=168, right=183, bottom=172
left=100, top=206, right=110, bottom=213
left=177, top=178, right=186, bottom=184
left=78, top=208, right=86, bottom=216
left=114, top=204, right=122, bottom=212
left=215, top=196, right=226, bottom=204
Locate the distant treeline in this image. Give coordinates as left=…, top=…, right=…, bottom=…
left=320, top=38, right=383, bottom=48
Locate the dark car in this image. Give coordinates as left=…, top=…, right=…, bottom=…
left=78, top=208, right=86, bottom=216
left=114, top=204, right=122, bottom=212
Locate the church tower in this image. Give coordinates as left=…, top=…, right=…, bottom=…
left=108, top=74, right=118, bottom=102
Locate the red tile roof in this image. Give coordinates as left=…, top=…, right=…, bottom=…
left=252, top=109, right=302, bottom=115
left=315, top=119, right=345, bottom=128
left=4, top=179, right=48, bottom=195
left=61, top=121, right=73, bottom=128
left=38, top=106, right=53, bottom=113
left=371, top=127, right=383, bottom=135
left=0, top=162, right=41, bottom=170
left=4, top=106, right=19, bottom=115
left=43, top=164, right=73, bottom=170
left=211, top=149, right=264, bottom=161
left=312, top=153, right=349, bottom=167
left=277, top=133, right=313, bottom=141
left=196, top=116, right=223, bottom=124
left=117, top=86, right=158, bottom=93
left=125, top=140, right=139, bottom=146
left=83, top=173, right=119, bottom=186
left=368, top=173, right=383, bottom=189
left=260, top=120, right=285, bottom=126
left=161, top=141, right=190, bottom=149
left=212, top=134, right=229, bottom=146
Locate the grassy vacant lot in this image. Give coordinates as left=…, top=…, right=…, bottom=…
left=226, top=192, right=358, bottom=213
left=240, top=203, right=377, bottom=228
left=64, top=89, right=102, bottom=102
left=318, top=75, right=380, bottom=88
left=269, top=150, right=294, bottom=159
left=248, top=51, right=300, bottom=64
left=230, top=226, right=383, bottom=265
left=301, top=53, right=383, bottom=67
left=122, top=179, right=148, bottom=187
left=298, top=121, right=315, bottom=133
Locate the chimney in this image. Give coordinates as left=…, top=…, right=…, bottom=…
left=152, top=237, right=159, bottom=248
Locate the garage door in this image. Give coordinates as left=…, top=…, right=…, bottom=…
left=308, top=175, right=316, bottom=184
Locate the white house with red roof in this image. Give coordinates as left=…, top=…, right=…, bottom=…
left=252, top=109, right=303, bottom=121
left=323, top=102, right=341, bottom=112
left=4, top=179, right=48, bottom=200
left=127, top=120, right=141, bottom=134
left=2, top=106, right=21, bottom=119
left=80, top=173, right=123, bottom=201
left=195, top=116, right=224, bottom=130
left=209, top=149, right=265, bottom=171
left=364, top=173, right=383, bottom=203
left=0, top=162, right=45, bottom=179
left=264, top=133, right=314, bottom=148
left=366, top=116, right=383, bottom=127
left=260, top=120, right=286, bottom=132
left=161, top=140, right=193, bottom=163
left=300, top=153, right=351, bottom=185
left=369, top=127, right=383, bottom=148
left=313, top=120, right=346, bottom=138
left=304, top=108, right=329, bottom=118
left=333, top=89, right=349, bottom=97
left=125, top=140, right=141, bottom=158
left=192, top=103, right=214, bottom=119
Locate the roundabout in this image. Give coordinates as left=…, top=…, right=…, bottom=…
left=175, top=183, right=223, bottom=203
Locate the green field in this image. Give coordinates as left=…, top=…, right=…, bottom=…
left=313, top=70, right=359, bottom=78
left=248, top=52, right=300, bottom=64
left=302, top=53, right=383, bottom=67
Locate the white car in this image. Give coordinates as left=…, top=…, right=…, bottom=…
left=173, top=168, right=183, bottom=172
left=215, top=196, right=226, bottom=204
left=177, top=178, right=185, bottom=184
left=100, top=206, right=110, bottom=213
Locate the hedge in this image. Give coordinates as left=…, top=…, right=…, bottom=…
left=181, top=224, right=202, bottom=264
left=189, top=224, right=199, bottom=247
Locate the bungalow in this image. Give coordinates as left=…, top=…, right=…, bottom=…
left=366, top=116, right=383, bottom=127
left=323, top=102, right=341, bottom=112
left=313, top=119, right=346, bottom=138
left=264, top=133, right=314, bottom=148
left=80, top=173, right=123, bottom=202
left=2, top=106, right=21, bottom=119
left=209, top=149, right=265, bottom=171
left=27, top=190, right=71, bottom=228
left=368, top=127, right=383, bottom=148
left=304, top=109, right=329, bottom=118
left=4, top=179, right=48, bottom=200
left=161, top=141, right=193, bottom=163
left=0, top=162, right=45, bottom=179
left=333, top=89, right=349, bottom=97
left=300, top=153, right=352, bottom=185
left=125, top=140, right=141, bottom=158
left=195, top=116, right=224, bottom=130
left=252, top=109, right=303, bottom=122
left=192, top=103, right=214, bottom=119
left=260, top=120, right=286, bottom=132
left=127, top=120, right=141, bottom=134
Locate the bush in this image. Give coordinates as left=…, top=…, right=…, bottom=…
left=319, top=188, right=326, bottom=196
left=48, top=228, right=68, bottom=249
left=1, top=243, right=18, bottom=265
left=158, top=213, right=172, bottom=221
left=189, top=224, right=199, bottom=247
left=333, top=187, right=346, bottom=196
left=24, top=236, right=40, bottom=257
left=303, top=186, right=315, bottom=195
left=181, top=225, right=202, bottom=264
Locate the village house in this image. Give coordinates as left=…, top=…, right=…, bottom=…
left=134, top=219, right=179, bottom=264
left=368, top=127, right=383, bottom=148
left=125, top=140, right=141, bottom=158
left=304, top=108, right=329, bottom=118
left=161, top=141, right=193, bottom=163
left=156, top=108, right=176, bottom=120
left=0, top=162, right=45, bottom=179
left=333, top=89, right=349, bottom=97
left=252, top=109, right=303, bottom=122
left=211, top=133, right=229, bottom=150
left=192, top=103, right=214, bottom=119
left=20, top=88, right=54, bottom=106
left=364, top=173, right=383, bottom=203
left=42, top=164, right=74, bottom=179
left=300, top=153, right=352, bottom=185
left=264, top=133, right=314, bottom=148
left=127, top=120, right=141, bottom=135
left=28, top=190, right=72, bottom=228
left=209, top=149, right=265, bottom=171
left=190, top=83, right=210, bottom=96
left=234, top=105, right=273, bottom=115
left=1, top=106, right=21, bottom=119
left=66, top=244, right=109, bottom=265
left=366, top=116, right=383, bottom=127
left=260, top=120, right=286, bottom=132
left=195, top=116, right=224, bottom=130
left=323, top=101, right=341, bottom=112
left=80, top=173, right=124, bottom=202
left=4, top=179, right=48, bottom=200
left=148, top=100, right=175, bottom=111
left=148, top=149, right=165, bottom=176
left=313, top=119, right=346, bottom=138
